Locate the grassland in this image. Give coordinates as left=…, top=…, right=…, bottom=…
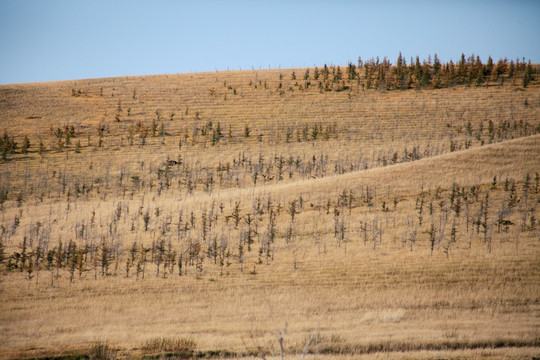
left=0, top=64, right=539, bottom=359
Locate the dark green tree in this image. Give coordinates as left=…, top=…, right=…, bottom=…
left=485, top=56, right=493, bottom=78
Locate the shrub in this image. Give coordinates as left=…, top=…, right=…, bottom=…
left=141, top=337, right=196, bottom=354
left=89, top=341, right=115, bottom=360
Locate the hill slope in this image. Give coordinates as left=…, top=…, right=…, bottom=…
left=0, top=68, right=539, bottom=359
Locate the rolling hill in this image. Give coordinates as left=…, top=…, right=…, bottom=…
left=0, top=62, right=539, bottom=359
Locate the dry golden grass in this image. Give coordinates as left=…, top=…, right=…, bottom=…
left=0, top=68, right=539, bottom=359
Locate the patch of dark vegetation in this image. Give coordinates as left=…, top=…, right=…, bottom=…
left=0, top=88, right=23, bottom=96
left=306, top=337, right=540, bottom=355
left=141, top=337, right=197, bottom=356
left=140, top=351, right=193, bottom=359
left=14, top=355, right=89, bottom=360
left=140, top=350, right=237, bottom=359
left=13, top=338, right=540, bottom=360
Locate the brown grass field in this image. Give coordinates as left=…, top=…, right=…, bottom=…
left=0, top=65, right=539, bottom=359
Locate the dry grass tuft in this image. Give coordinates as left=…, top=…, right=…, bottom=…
left=140, top=337, right=196, bottom=354
left=89, top=341, right=115, bottom=360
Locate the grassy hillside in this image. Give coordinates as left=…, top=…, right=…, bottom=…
left=0, top=63, right=539, bottom=359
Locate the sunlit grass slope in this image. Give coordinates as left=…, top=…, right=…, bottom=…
left=0, top=66, right=539, bottom=359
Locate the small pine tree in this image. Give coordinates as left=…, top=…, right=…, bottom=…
left=55, top=240, right=63, bottom=278
left=143, top=211, right=150, bottom=231
left=313, top=67, right=320, bottom=80
left=523, top=61, right=534, bottom=88
left=428, top=223, right=436, bottom=256
left=67, top=240, right=78, bottom=283
left=0, top=236, right=6, bottom=269
left=20, top=236, right=28, bottom=272
left=508, top=60, right=515, bottom=78
left=26, top=253, right=34, bottom=280
left=100, top=240, right=110, bottom=277
left=486, top=56, right=493, bottom=78
left=21, top=136, right=30, bottom=154
left=231, top=201, right=241, bottom=228
left=38, top=139, right=45, bottom=155
left=288, top=200, right=298, bottom=222
left=77, top=248, right=85, bottom=278
left=56, top=137, right=64, bottom=152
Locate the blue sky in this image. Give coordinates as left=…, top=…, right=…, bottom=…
left=1, top=0, right=539, bottom=84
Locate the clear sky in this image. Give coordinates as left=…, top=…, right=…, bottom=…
left=1, top=0, right=539, bottom=84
